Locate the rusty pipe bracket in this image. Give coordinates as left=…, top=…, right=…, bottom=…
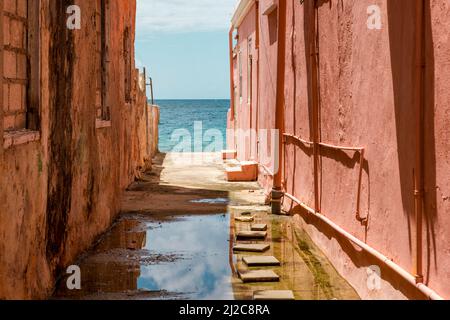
left=355, top=212, right=369, bottom=227
left=415, top=274, right=424, bottom=284
left=271, top=189, right=284, bottom=215
left=414, top=189, right=424, bottom=197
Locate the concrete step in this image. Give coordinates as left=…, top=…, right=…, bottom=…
left=222, top=149, right=237, bottom=160
left=236, top=231, right=267, bottom=240
left=251, top=224, right=267, bottom=231
left=233, top=243, right=270, bottom=252
left=224, top=159, right=240, bottom=167
left=243, top=256, right=280, bottom=266
left=253, top=290, right=295, bottom=300
left=238, top=270, right=280, bottom=283
left=226, top=161, right=258, bottom=182
left=235, top=215, right=255, bottom=222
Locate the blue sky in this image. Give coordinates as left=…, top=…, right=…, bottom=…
left=135, top=0, right=236, bottom=99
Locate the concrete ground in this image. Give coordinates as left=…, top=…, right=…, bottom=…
left=52, top=153, right=359, bottom=300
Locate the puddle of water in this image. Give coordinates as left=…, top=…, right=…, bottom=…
left=53, top=210, right=359, bottom=300
left=230, top=214, right=360, bottom=300
left=189, top=198, right=229, bottom=204
left=53, top=214, right=234, bottom=300
left=137, top=215, right=233, bottom=299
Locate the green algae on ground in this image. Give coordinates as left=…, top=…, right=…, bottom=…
left=294, top=230, right=334, bottom=299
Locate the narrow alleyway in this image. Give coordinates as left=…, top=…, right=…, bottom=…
left=52, top=153, right=359, bottom=300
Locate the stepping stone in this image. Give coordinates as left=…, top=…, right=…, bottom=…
left=253, top=290, right=295, bottom=300
left=235, top=216, right=255, bottom=222
left=233, top=243, right=270, bottom=252
left=238, top=270, right=280, bottom=283
left=243, top=256, right=280, bottom=266
left=237, top=231, right=267, bottom=240
left=251, top=224, right=267, bottom=231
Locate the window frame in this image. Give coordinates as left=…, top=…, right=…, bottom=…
left=2, top=0, right=41, bottom=149
left=96, top=0, right=110, bottom=124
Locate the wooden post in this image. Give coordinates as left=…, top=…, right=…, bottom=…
left=143, top=68, right=150, bottom=157
left=150, top=77, right=154, bottom=105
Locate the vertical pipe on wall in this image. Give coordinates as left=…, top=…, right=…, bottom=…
left=308, top=0, right=321, bottom=213
left=255, top=1, right=260, bottom=162
left=229, top=27, right=236, bottom=121
left=272, top=0, right=287, bottom=214
left=143, top=68, right=150, bottom=158
left=413, top=0, right=426, bottom=283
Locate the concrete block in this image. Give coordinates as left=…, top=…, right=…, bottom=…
left=235, top=215, right=255, bottom=222
left=237, top=231, right=267, bottom=240
left=222, top=149, right=237, bottom=160
left=226, top=161, right=258, bottom=182
left=253, top=290, right=295, bottom=300
left=243, top=256, right=280, bottom=266
left=238, top=270, right=280, bottom=283
left=251, top=224, right=267, bottom=231
left=233, top=243, right=270, bottom=252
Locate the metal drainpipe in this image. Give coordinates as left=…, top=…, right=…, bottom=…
left=310, top=0, right=321, bottom=214
left=249, top=1, right=260, bottom=161
left=283, top=192, right=443, bottom=300
left=255, top=1, right=260, bottom=161
left=229, top=27, right=236, bottom=122
left=413, top=0, right=426, bottom=283
left=272, top=0, right=288, bottom=214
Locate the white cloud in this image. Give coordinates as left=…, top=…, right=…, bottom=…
left=136, top=0, right=237, bottom=35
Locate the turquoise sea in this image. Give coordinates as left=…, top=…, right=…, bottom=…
left=156, top=99, right=230, bottom=152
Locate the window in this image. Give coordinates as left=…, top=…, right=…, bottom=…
left=96, top=0, right=110, bottom=121
left=124, top=26, right=132, bottom=102
left=247, top=37, right=253, bottom=105
left=3, top=0, right=40, bottom=132
left=238, top=49, right=242, bottom=103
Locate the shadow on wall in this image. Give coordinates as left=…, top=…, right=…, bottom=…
left=293, top=204, right=427, bottom=299
left=387, top=0, right=437, bottom=285
left=301, top=0, right=372, bottom=228
left=293, top=0, right=435, bottom=299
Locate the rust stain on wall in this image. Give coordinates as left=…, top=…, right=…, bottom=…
left=46, top=0, right=75, bottom=267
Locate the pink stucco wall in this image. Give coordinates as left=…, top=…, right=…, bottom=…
left=229, top=0, right=450, bottom=299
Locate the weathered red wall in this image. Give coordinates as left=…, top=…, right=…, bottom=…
left=228, top=0, right=279, bottom=199
left=229, top=0, right=450, bottom=299
left=0, top=0, right=158, bottom=299
left=233, top=4, right=256, bottom=162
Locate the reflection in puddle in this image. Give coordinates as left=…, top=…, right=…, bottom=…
left=53, top=211, right=359, bottom=300
left=190, top=198, right=229, bottom=204
left=137, top=215, right=233, bottom=299
left=53, top=215, right=233, bottom=300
